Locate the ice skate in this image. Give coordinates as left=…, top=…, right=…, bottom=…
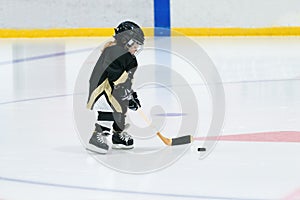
left=112, top=130, right=134, bottom=149
left=87, top=131, right=109, bottom=154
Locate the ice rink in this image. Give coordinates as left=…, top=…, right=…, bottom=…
left=1, top=36, right=300, bottom=200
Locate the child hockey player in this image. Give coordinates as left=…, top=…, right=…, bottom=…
left=86, top=21, right=144, bottom=154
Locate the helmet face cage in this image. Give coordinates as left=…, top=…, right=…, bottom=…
left=126, top=38, right=144, bottom=56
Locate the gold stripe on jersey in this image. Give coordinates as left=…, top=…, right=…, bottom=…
left=87, top=79, right=122, bottom=113
left=113, top=71, right=129, bottom=86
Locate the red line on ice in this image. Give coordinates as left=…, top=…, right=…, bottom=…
left=194, top=131, right=300, bottom=143
left=282, top=187, right=300, bottom=200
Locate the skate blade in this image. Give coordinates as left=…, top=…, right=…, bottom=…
left=86, top=144, right=108, bottom=154
left=112, top=144, right=134, bottom=150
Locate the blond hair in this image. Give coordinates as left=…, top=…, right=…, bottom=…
left=102, top=40, right=117, bottom=51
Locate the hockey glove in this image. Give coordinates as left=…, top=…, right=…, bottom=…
left=113, top=84, right=141, bottom=111
left=128, top=91, right=141, bottom=111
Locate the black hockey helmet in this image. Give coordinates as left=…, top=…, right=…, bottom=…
left=114, top=21, right=145, bottom=47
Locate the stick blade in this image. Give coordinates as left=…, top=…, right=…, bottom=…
left=171, top=135, right=192, bottom=146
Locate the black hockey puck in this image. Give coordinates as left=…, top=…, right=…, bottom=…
left=197, top=148, right=206, bottom=151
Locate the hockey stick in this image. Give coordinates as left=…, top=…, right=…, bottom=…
left=98, top=109, right=194, bottom=146
left=137, top=109, right=193, bottom=146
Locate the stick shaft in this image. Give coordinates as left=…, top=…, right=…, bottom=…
left=137, top=109, right=193, bottom=146
left=156, top=132, right=172, bottom=146
left=137, top=109, right=158, bottom=132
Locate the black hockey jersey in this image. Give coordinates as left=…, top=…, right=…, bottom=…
left=87, top=44, right=138, bottom=111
